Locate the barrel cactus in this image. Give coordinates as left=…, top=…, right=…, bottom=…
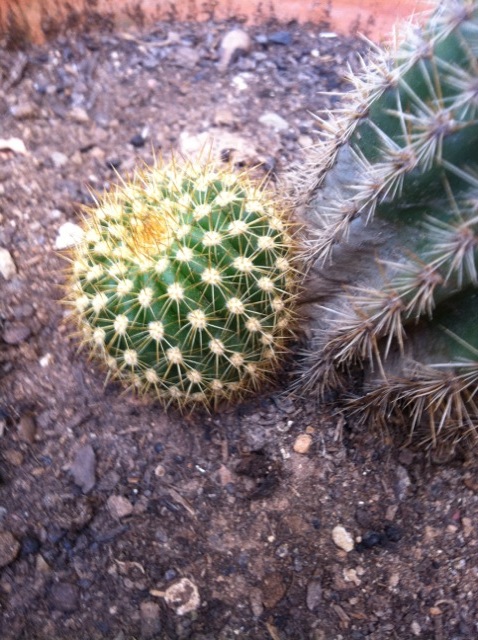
left=293, top=0, right=478, bottom=448
left=67, top=158, right=299, bottom=410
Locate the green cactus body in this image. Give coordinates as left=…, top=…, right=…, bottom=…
left=68, top=159, right=299, bottom=409
left=294, top=0, right=478, bottom=447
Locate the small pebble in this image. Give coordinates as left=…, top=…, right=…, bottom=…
left=36, top=554, right=51, bottom=573
left=258, top=111, right=289, bottom=131
left=69, top=106, right=90, bottom=123
left=154, top=464, right=166, bottom=478
left=157, top=577, right=200, bottom=616
left=13, top=303, right=34, bottom=319
left=70, top=444, right=96, bottom=493
left=429, top=606, right=442, bottom=616
left=268, top=31, right=292, bottom=46
left=39, top=353, right=53, bottom=367
left=218, top=29, right=252, bottom=72
left=4, top=449, right=24, bottom=466
left=50, top=151, right=69, bottom=168
left=389, top=572, right=400, bottom=588
left=249, top=587, right=264, bottom=618
left=140, top=601, right=162, bottom=639
left=332, top=525, right=354, bottom=553
left=49, top=582, right=79, bottom=613
left=172, top=46, right=200, bottom=70
left=107, top=495, right=134, bottom=519
left=0, top=137, right=27, bottom=154
left=0, top=531, right=20, bottom=568
left=0, top=248, right=17, bottom=280
left=395, top=465, right=411, bottom=501
left=20, top=534, right=41, bottom=556
left=213, top=107, right=235, bottom=127
left=17, top=415, right=36, bottom=443
left=293, top=433, right=312, bottom=454
left=164, top=568, right=177, bottom=581
left=462, top=516, right=473, bottom=538
left=261, top=572, right=287, bottom=608
left=411, top=621, right=421, bottom=636
left=343, top=567, right=362, bottom=586
left=10, top=103, right=37, bottom=119
left=306, top=579, right=322, bottom=611
left=2, top=323, right=31, bottom=345
left=130, top=133, right=146, bottom=147
left=54, top=222, right=84, bottom=250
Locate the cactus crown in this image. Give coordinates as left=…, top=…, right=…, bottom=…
left=67, top=157, right=300, bottom=410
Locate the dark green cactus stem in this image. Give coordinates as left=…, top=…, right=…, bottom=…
left=349, top=289, right=478, bottom=447
left=294, top=0, right=478, bottom=448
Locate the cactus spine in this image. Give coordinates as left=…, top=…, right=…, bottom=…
left=294, top=0, right=478, bottom=448
left=68, top=158, right=299, bottom=410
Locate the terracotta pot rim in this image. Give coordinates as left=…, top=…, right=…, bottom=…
left=0, top=0, right=434, bottom=46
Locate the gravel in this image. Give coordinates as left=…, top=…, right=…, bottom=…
left=0, top=16, right=477, bottom=640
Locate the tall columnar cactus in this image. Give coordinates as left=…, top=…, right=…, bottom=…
left=293, top=0, right=478, bottom=448
left=67, top=158, right=299, bottom=410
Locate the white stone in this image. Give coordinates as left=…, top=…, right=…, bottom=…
left=259, top=112, right=289, bottom=131
left=231, top=74, right=249, bottom=91
left=218, top=28, right=252, bottom=71
left=51, top=151, right=69, bottom=168
left=55, top=222, right=84, bottom=250
left=332, top=525, right=354, bottom=552
left=69, top=106, right=90, bottom=123
left=0, top=248, right=17, bottom=280
left=163, top=578, right=200, bottom=616
left=0, top=137, right=27, bottom=154
left=39, top=353, right=53, bottom=367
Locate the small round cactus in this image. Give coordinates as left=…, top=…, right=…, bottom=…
left=67, top=158, right=299, bottom=409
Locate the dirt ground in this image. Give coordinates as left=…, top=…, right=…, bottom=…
left=1, top=15, right=478, bottom=640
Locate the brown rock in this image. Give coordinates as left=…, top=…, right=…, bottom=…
left=17, top=415, right=36, bottom=443
left=262, top=572, right=286, bottom=608
left=10, top=103, right=37, bottom=119
left=69, top=106, right=89, bottom=123
left=293, top=433, right=312, bottom=454
left=140, top=601, right=162, bottom=638
left=2, top=323, right=31, bottom=345
left=70, top=444, right=96, bottom=493
left=3, top=449, right=24, bottom=466
left=107, top=495, right=134, bottom=519
left=0, top=531, right=20, bottom=568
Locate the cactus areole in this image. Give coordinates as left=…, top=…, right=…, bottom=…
left=294, top=0, right=478, bottom=448
left=68, top=159, right=299, bottom=410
